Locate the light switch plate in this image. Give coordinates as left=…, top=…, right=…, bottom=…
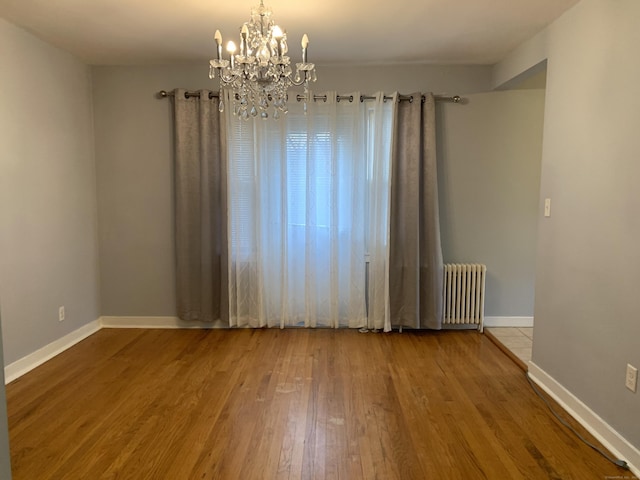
left=626, top=364, right=638, bottom=392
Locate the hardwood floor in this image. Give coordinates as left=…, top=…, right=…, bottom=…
left=6, top=329, right=629, bottom=479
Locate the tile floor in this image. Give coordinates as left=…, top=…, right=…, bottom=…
left=485, top=327, right=533, bottom=364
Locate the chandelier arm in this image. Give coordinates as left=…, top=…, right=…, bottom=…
left=290, top=79, right=307, bottom=87
left=218, top=70, right=239, bottom=84
left=289, top=71, right=309, bottom=87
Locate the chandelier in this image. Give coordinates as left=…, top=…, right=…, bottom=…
left=209, top=1, right=317, bottom=120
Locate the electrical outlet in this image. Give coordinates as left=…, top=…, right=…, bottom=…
left=58, top=306, right=65, bottom=322
left=626, top=364, right=638, bottom=393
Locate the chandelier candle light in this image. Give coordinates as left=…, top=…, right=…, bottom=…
left=209, top=1, right=317, bottom=120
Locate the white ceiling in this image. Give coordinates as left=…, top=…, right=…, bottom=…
left=0, top=0, right=579, bottom=66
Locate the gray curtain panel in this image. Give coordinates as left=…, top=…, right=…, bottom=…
left=172, top=89, right=228, bottom=323
left=389, top=93, right=444, bottom=329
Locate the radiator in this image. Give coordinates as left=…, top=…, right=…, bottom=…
left=443, top=264, right=486, bottom=332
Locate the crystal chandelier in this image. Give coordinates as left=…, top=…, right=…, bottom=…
left=209, top=1, right=317, bottom=120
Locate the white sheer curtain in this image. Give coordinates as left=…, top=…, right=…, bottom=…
left=224, top=91, right=394, bottom=329
left=366, top=93, right=397, bottom=331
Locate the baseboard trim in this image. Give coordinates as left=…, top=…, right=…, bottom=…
left=100, top=316, right=227, bottom=329
left=4, top=319, right=101, bottom=384
left=484, top=316, right=534, bottom=328
left=528, top=362, right=640, bottom=477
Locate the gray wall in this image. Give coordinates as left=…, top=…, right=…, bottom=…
left=533, top=0, right=640, bottom=447
left=0, top=19, right=101, bottom=365
left=439, top=90, right=545, bottom=316
left=92, top=63, right=543, bottom=318
left=313, top=64, right=493, bottom=95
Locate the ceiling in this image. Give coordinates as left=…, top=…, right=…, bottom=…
left=0, top=0, right=579, bottom=66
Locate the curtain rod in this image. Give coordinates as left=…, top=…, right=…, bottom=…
left=157, top=90, right=462, bottom=104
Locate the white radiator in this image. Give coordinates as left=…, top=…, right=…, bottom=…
left=443, top=264, right=486, bottom=332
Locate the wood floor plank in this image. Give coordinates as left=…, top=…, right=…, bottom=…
left=6, top=328, right=631, bottom=479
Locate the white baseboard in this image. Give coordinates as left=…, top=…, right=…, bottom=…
left=4, top=319, right=101, bottom=384
left=484, top=316, right=534, bottom=328
left=528, top=362, right=640, bottom=477
left=100, top=316, right=227, bottom=329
